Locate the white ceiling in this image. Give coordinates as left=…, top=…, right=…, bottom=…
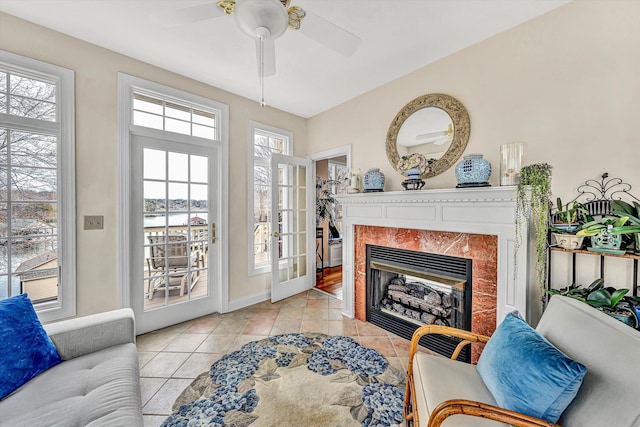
left=0, top=0, right=570, bottom=118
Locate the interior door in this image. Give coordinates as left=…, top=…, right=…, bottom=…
left=131, top=134, right=218, bottom=334
left=270, top=154, right=314, bottom=302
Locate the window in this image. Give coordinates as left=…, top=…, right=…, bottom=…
left=132, top=92, right=217, bottom=140
left=248, top=121, right=292, bottom=275
left=0, top=50, right=75, bottom=321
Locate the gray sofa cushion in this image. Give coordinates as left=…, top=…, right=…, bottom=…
left=0, top=343, right=142, bottom=427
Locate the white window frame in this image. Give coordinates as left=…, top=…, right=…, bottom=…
left=0, top=50, right=76, bottom=322
left=248, top=121, right=292, bottom=276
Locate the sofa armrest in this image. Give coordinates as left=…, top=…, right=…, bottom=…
left=428, top=399, right=561, bottom=427
left=43, top=308, right=136, bottom=360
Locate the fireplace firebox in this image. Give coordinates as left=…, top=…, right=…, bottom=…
left=366, top=245, right=472, bottom=362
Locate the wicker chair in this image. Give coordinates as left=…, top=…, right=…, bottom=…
left=404, top=325, right=559, bottom=427
left=145, top=234, right=203, bottom=300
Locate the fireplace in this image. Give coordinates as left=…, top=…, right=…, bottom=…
left=366, top=245, right=472, bottom=362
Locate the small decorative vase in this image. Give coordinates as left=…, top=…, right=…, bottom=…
left=591, top=229, right=622, bottom=250
left=500, top=142, right=525, bottom=186
left=363, top=168, right=385, bottom=192
left=402, top=167, right=422, bottom=179
left=455, top=154, right=491, bottom=187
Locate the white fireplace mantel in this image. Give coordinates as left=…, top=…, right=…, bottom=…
left=335, top=186, right=537, bottom=327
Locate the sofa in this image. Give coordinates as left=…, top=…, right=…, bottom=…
left=0, top=308, right=143, bottom=426
left=404, top=295, right=640, bottom=426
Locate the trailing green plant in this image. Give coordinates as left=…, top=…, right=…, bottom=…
left=516, top=163, right=553, bottom=296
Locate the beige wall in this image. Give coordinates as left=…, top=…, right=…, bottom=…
left=308, top=1, right=640, bottom=290
left=2, top=0, right=639, bottom=316
left=0, top=12, right=307, bottom=316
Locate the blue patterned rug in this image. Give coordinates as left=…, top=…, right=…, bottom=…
left=162, top=333, right=406, bottom=427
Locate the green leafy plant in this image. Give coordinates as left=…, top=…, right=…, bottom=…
left=516, top=163, right=552, bottom=297
left=550, top=199, right=590, bottom=233
left=576, top=216, right=630, bottom=237
left=547, top=279, right=638, bottom=328
left=316, top=178, right=338, bottom=225
left=610, top=200, right=640, bottom=253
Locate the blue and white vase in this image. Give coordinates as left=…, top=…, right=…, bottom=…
left=455, top=154, right=491, bottom=185
left=363, top=168, right=385, bottom=192
left=402, top=167, right=422, bottom=179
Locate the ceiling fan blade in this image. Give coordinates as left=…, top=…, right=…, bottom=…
left=298, top=12, right=361, bottom=56
left=255, top=38, right=276, bottom=77
left=151, top=2, right=226, bottom=27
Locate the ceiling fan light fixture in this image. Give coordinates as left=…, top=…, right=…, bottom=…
left=235, top=0, right=288, bottom=40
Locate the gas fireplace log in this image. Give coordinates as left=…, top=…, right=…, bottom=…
left=388, top=290, right=448, bottom=316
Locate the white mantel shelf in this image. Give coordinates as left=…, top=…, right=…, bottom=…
left=335, top=186, right=536, bottom=327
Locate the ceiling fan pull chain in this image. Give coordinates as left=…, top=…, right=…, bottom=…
left=259, top=34, right=266, bottom=107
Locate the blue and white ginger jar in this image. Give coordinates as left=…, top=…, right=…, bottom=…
left=363, top=168, right=385, bottom=192
left=455, top=154, right=491, bottom=185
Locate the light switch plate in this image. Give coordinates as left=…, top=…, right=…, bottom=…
left=84, top=215, right=104, bottom=230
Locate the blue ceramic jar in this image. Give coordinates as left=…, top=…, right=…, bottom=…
left=455, top=154, right=491, bottom=186
left=363, top=168, right=385, bottom=192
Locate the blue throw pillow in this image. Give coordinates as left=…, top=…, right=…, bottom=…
left=0, top=294, right=62, bottom=400
left=477, top=311, right=587, bottom=423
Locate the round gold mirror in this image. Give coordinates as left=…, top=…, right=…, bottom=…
left=386, top=93, right=470, bottom=179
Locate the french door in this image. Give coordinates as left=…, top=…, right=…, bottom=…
left=131, top=134, right=219, bottom=333
left=270, top=154, right=314, bottom=302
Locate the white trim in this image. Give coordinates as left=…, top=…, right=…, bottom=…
left=247, top=120, right=293, bottom=277
left=0, top=50, right=76, bottom=322
left=117, top=73, right=229, bottom=315
left=335, top=187, right=534, bottom=325
left=227, top=290, right=271, bottom=312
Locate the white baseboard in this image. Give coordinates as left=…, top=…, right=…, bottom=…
left=226, top=290, right=270, bottom=313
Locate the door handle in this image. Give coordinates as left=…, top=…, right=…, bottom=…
left=211, top=223, right=216, bottom=244
left=272, top=231, right=280, bottom=237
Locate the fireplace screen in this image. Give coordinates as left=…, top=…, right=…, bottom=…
left=366, top=245, right=472, bottom=361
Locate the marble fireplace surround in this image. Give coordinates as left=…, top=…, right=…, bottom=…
left=336, top=187, right=534, bottom=336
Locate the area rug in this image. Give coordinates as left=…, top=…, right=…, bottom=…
left=162, top=333, right=406, bottom=427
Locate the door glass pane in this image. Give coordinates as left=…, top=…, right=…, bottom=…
left=144, top=149, right=165, bottom=180
left=168, top=152, right=188, bottom=181
left=143, top=147, right=209, bottom=311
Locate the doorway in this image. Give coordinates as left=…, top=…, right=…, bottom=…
left=309, top=146, right=351, bottom=300
left=131, top=134, right=220, bottom=334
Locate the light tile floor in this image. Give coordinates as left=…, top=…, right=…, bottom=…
left=137, top=289, right=412, bottom=427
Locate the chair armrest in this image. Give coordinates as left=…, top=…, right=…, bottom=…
left=408, top=325, right=490, bottom=368
left=43, top=308, right=136, bottom=360
left=404, top=325, right=492, bottom=427
left=428, top=399, right=561, bottom=427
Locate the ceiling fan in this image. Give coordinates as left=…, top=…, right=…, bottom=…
left=156, top=0, right=361, bottom=80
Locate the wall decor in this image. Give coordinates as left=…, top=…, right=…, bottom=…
left=386, top=93, right=470, bottom=180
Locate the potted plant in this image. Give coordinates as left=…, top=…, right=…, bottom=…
left=585, top=286, right=638, bottom=328
left=548, top=279, right=638, bottom=328
left=316, top=178, right=341, bottom=238
left=549, top=199, right=590, bottom=250
left=516, top=163, right=552, bottom=294
left=576, top=215, right=632, bottom=253
left=610, top=199, right=640, bottom=254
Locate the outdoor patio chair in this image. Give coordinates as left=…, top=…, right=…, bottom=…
left=146, top=234, right=203, bottom=300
